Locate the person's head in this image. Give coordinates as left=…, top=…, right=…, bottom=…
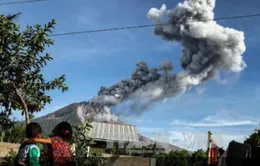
left=26, top=122, right=42, bottom=139
left=52, top=121, right=73, bottom=142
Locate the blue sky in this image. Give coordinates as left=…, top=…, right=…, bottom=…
left=2, top=0, right=260, bottom=150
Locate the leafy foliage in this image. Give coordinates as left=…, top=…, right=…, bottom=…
left=153, top=150, right=191, bottom=166
left=6, top=12, right=21, bottom=21
left=72, top=121, right=93, bottom=165
left=38, top=144, right=49, bottom=166
left=244, top=129, right=260, bottom=146
left=153, top=149, right=208, bottom=166
left=6, top=148, right=17, bottom=166
left=167, top=150, right=191, bottom=166
left=0, top=124, right=25, bottom=143
left=0, top=13, right=68, bottom=125
left=71, top=121, right=112, bottom=166
left=190, top=149, right=208, bottom=166
left=0, top=109, right=15, bottom=130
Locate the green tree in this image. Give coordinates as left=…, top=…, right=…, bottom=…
left=6, top=12, right=21, bottom=21
left=72, top=121, right=94, bottom=165
left=0, top=124, right=25, bottom=143
left=29, top=113, right=35, bottom=120
left=166, top=150, right=191, bottom=166
left=0, top=13, right=68, bottom=125
left=0, top=109, right=15, bottom=130
left=244, top=128, right=260, bottom=146
left=191, top=149, right=207, bottom=166
left=0, top=13, right=21, bottom=130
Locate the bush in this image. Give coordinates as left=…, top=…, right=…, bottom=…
left=0, top=124, right=25, bottom=143
left=244, top=130, right=260, bottom=146
left=153, top=149, right=208, bottom=166
left=72, top=121, right=94, bottom=165
left=38, top=144, right=49, bottom=166
left=6, top=149, right=17, bottom=166
left=191, top=149, right=207, bottom=166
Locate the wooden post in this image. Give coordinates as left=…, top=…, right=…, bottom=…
left=207, top=131, right=212, bottom=166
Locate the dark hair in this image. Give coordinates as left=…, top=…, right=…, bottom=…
left=219, top=148, right=225, bottom=156
left=52, top=121, right=73, bottom=142
left=26, top=122, right=42, bottom=139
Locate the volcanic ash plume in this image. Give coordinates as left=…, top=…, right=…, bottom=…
left=146, top=0, right=246, bottom=92
left=147, top=0, right=246, bottom=76
left=78, top=0, right=246, bottom=121
left=114, top=0, right=246, bottom=115
left=76, top=101, right=119, bottom=123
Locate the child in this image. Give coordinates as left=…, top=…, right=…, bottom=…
left=24, top=121, right=75, bottom=166
left=15, top=122, right=42, bottom=166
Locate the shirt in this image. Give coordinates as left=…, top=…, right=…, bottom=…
left=250, top=146, right=260, bottom=166
left=226, top=140, right=251, bottom=166
left=217, top=150, right=228, bottom=166
left=16, top=144, right=40, bottom=166
left=48, top=136, right=75, bottom=166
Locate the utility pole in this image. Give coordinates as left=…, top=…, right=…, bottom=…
left=207, top=131, right=212, bottom=166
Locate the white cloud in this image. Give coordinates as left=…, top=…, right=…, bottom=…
left=172, top=120, right=257, bottom=127
left=171, top=110, right=258, bottom=127
left=169, top=130, right=246, bottom=151
left=196, top=87, right=206, bottom=95
left=137, top=126, right=166, bottom=133
left=135, top=125, right=248, bottom=151
left=166, top=110, right=259, bottom=150
left=215, top=72, right=240, bottom=85
left=135, top=119, right=145, bottom=124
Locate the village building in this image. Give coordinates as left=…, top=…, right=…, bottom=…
left=86, top=121, right=139, bottom=155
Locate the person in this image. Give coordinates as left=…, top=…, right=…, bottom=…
left=24, top=121, right=75, bottom=166
left=15, top=122, right=42, bottom=166
left=226, top=140, right=251, bottom=166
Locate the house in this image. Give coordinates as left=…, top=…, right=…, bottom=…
left=86, top=121, right=139, bottom=155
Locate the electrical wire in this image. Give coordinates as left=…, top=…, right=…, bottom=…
left=50, top=13, right=260, bottom=37
left=0, top=0, right=46, bottom=6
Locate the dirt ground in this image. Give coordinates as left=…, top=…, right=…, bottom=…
left=0, top=142, right=20, bottom=157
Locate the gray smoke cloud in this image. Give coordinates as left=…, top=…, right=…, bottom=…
left=79, top=0, right=246, bottom=121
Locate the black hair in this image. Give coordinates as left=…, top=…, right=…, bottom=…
left=219, top=147, right=225, bottom=156
left=26, top=122, right=42, bottom=139
left=52, top=121, right=73, bottom=142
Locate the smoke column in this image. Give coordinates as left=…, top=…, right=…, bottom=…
left=79, top=0, right=246, bottom=122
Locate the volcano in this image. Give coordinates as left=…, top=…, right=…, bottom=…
left=31, top=102, right=182, bottom=152
left=31, top=102, right=122, bottom=132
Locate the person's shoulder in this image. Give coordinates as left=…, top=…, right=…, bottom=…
left=29, top=144, right=40, bottom=149
left=18, top=144, right=33, bottom=153
left=18, top=143, right=28, bottom=151
left=29, top=144, right=40, bottom=158
left=51, top=136, right=63, bottom=142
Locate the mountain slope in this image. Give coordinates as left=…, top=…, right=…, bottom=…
left=32, top=102, right=122, bottom=132
left=32, top=102, right=183, bottom=152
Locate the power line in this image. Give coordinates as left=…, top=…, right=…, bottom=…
left=0, top=0, right=46, bottom=6
left=50, top=13, right=260, bottom=37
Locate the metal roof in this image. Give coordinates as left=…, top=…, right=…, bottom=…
left=87, top=121, right=139, bottom=142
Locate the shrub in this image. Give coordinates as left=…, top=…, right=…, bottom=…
left=0, top=124, right=25, bottom=143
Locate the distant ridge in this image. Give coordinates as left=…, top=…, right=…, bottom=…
left=32, top=102, right=183, bottom=152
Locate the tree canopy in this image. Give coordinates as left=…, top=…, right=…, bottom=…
left=0, top=13, right=68, bottom=125
left=244, top=129, right=260, bottom=146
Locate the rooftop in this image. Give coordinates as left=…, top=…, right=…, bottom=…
left=87, top=121, right=139, bottom=143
